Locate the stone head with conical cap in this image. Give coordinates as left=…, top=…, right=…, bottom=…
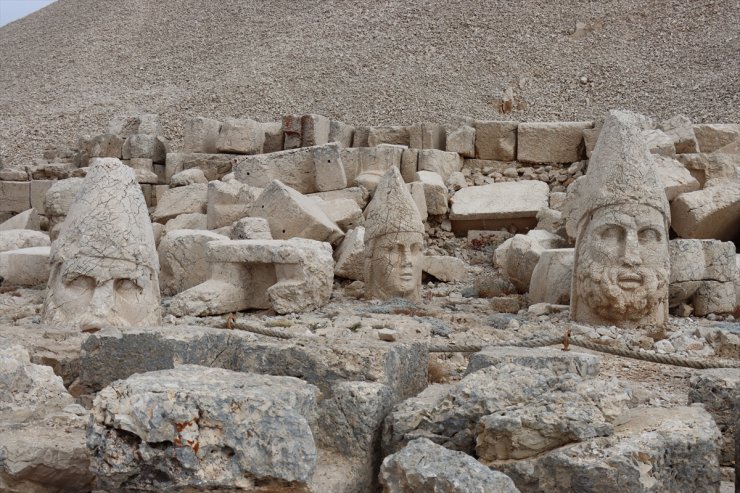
left=364, top=166, right=425, bottom=301
left=566, top=110, right=670, bottom=328
left=43, top=158, right=161, bottom=330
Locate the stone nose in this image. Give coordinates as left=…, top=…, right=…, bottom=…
left=621, top=231, right=642, bottom=267
left=89, top=280, right=116, bottom=318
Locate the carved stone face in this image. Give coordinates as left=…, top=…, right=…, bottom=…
left=365, top=232, right=423, bottom=301
left=573, top=204, right=669, bottom=326
left=44, top=256, right=160, bottom=332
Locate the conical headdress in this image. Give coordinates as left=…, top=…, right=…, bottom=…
left=364, top=167, right=424, bottom=242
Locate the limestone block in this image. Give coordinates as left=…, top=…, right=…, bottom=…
left=417, top=149, right=464, bottom=182
left=474, top=121, right=518, bottom=161
left=421, top=255, right=467, bottom=282
left=693, top=280, right=736, bottom=316
left=87, top=133, right=124, bottom=158
left=583, top=123, right=602, bottom=158
left=182, top=116, right=221, bottom=153
left=517, top=121, right=592, bottom=164
left=0, top=166, right=28, bottom=181
left=644, top=128, right=676, bottom=156
left=135, top=167, right=159, bottom=185
left=232, top=217, right=272, bottom=240
left=352, top=126, right=370, bottom=147
left=316, top=198, right=364, bottom=232
left=206, top=180, right=261, bottom=230
left=0, top=208, right=40, bottom=231
left=301, top=114, right=330, bottom=146
left=164, top=213, right=207, bottom=233
left=314, top=143, right=349, bottom=191
left=693, top=123, right=740, bottom=153
left=151, top=183, right=208, bottom=223
left=676, top=153, right=738, bottom=187
left=669, top=239, right=736, bottom=283
left=334, top=227, right=365, bottom=281
left=88, top=366, right=319, bottom=491
left=549, top=191, right=567, bottom=211
left=0, top=246, right=50, bottom=286
left=407, top=182, right=428, bottom=221
left=108, top=113, right=162, bottom=137
left=415, top=170, right=448, bottom=215
left=165, top=152, right=236, bottom=182
left=158, top=229, right=229, bottom=296
left=250, top=180, right=343, bottom=244
left=495, top=230, right=565, bottom=293
left=282, top=113, right=303, bottom=149
left=310, top=187, right=370, bottom=210
left=261, top=121, right=285, bottom=153
left=446, top=125, right=476, bottom=158
left=528, top=248, right=575, bottom=305
left=340, top=145, right=404, bottom=186
left=122, top=134, right=168, bottom=163
left=44, top=177, right=83, bottom=241
left=152, top=222, right=165, bottom=246
left=660, top=115, right=699, bottom=154
left=380, top=438, right=519, bottom=493
left=0, top=230, right=49, bottom=253
left=689, top=369, right=740, bottom=465
left=400, top=148, right=418, bottom=183
left=671, top=180, right=740, bottom=241
left=654, top=155, right=700, bottom=200
left=534, top=207, right=566, bottom=238
left=466, top=346, right=600, bottom=377
left=450, top=181, right=550, bottom=235
left=215, top=118, right=265, bottom=155
left=170, top=168, right=207, bottom=187
left=367, top=126, right=410, bottom=147
left=409, top=123, right=446, bottom=150
left=328, top=120, right=355, bottom=148
left=0, top=181, right=30, bottom=214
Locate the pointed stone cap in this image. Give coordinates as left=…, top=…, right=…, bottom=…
left=365, top=167, right=424, bottom=242
left=564, top=110, right=670, bottom=238
left=51, top=158, right=159, bottom=277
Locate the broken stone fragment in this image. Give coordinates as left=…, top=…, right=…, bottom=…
left=170, top=168, right=207, bottom=187
left=660, top=115, right=699, bottom=154
left=182, top=116, right=221, bottom=153
left=122, top=134, right=168, bottom=163
left=158, top=229, right=229, bottom=296
left=415, top=170, right=448, bottom=215
left=206, top=179, right=262, bottom=230
left=688, top=369, right=740, bottom=466
left=43, top=177, right=84, bottom=241
left=670, top=179, right=740, bottom=242
left=215, top=118, right=265, bottom=154
left=528, top=248, right=575, bottom=305
left=328, top=120, right=355, bottom=148
left=0, top=229, right=49, bottom=253
left=165, top=152, right=235, bottom=182
left=474, top=120, right=518, bottom=161
left=417, top=149, right=463, bottom=182
left=517, top=121, right=593, bottom=164
left=334, top=226, right=365, bottom=281
left=0, top=246, right=50, bottom=286
left=693, top=123, right=740, bottom=153
left=653, top=155, right=700, bottom=201
left=409, top=122, right=446, bottom=150
left=151, top=183, right=208, bottom=224
left=421, top=255, right=467, bottom=282
left=0, top=208, right=41, bottom=232
left=494, top=229, right=565, bottom=293
left=231, top=216, right=272, bottom=240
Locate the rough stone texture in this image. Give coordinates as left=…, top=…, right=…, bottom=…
left=158, top=229, right=229, bottom=296
left=415, top=170, right=448, bottom=215
left=334, top=226, right=365, bottom=281
left=0, top=246, right=50, bottom=286
left=400, top=148, right=419, bottom=183
left=421, top=255, right=467, bottom=282
left=122, top=134, right=168, bottom=163
left=671, top=179, right=740, bottom=242
left=410, top=122, right=446, bottom=150
left=170, top=167, right=208, bottom=186
left=407, top=181, right=428, bottom=221
left=85, top=133, right=124, bottom=158
left=309, top=187, right=370, bottom=210
left=676, top=153, right=738, bottom=187
left=250, top=180, right=344, bottom=244
left=29, top=179, right=53, bottom=215
left=494, top=230, right=565, bottom=293
left=232, top=217, right=272, bottom=240
left=445, top=125, right=476, bottom=158
left=688, top=369, right=739, bottom=466
left=693, top=123, right=740, bottom=153
left=108, top=113, right=163, bottom=137
left=517, top=122, right=592, bottom=164
left=182, top=116, right=221, bottom=153
left=261, top=121, right=285, bottom=153
left=0, top=229, right=50, bottom=253
left=474, top=121, right=518, bottom=161
left=164, top=212, right=207, bottom=232
left=660, top=115, right=699, bottom=154
left=380, top=438, right=520, bottom=493
left=417, top=149, right=464, bottom=182
left=0, top=208, right=40, bottom=232
left=644, top=128, right=676, bottom=156
left=529, top=248, right=575, bottom=305
left=367, top=126, right=410, bottom=147
left=301, top=114, right=331, bottom=146
left=88, top=365, right=319, bottom=491
left=165, top=152, right=235, bottom=182
left=328, top=120, right=355, bottom=148
left=492, top=406, right=721, bottom=493
left=43, top=177, right=84, bottom=241
left=653, top=155, right=700, bottom=201
left=215, top=117, right=265, bottom=154
left=450, top=181, right=550, bottom=235
left=0, top=182, right=30, bottom=215
left=206, top=179, right=262, bottom=230
left=340, top=145, right=405, bottom=188
left=151, top=183, right=208, bottom=223
left=466, top=346, right=600, bottom=377
left=315, top=197, right=364, bottom=232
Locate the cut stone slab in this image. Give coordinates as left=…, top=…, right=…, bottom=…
left=409, top=123, right=446, bottom=150
left=316, top=197, right=364, bottom=232
left=301, top=114, right=331, bottom=146
left=671, top=180, right=740, bottom=241
left=417, top=149, right=464, bottom=182
left=450, top=181, right=550, bottom=235
left=660, top=115, right=699, bottom=154
left=158, top=229, right=229, bottom=296
left=0, top=181, right=30, bottom=214
left=0, top=229, right=49, bottom=253
left=164, top=152, right=236, bottom=182
left=494, top=230, right=565, bottom=293
left=163, top=213, right=207, bottom=233
left=407, top=182, right=428, bottom=221
left=400, top=148, right=418, bottom=183
left=528, top=248, right=575, bottom=305
left=86, top=133, right=124, bottom=158
left=676, top=153, right=738, bottom=187
left=328, top=120, right=355, bottom=148
left=367, top=126, right=410, bottom=147
left=654, top=155, right=700, bottom=201
left=122, top=134, right=168, bottom=163
left=334, top=226, right=365, bottom=281
left=215, top=118, right=265, bottom=154
left=170, top=168, right=207, bottom=187
left=88, top=365, right=319, bottom=492
left=108, top=113, right=162, bottom=137
left=644, top=128, right=677, bottom=156
left=380, top=438, right=519, bottom=493
left=517, top=121, right=593, bottom=164
left=421, top=255, right=467, bottom=282
left=250, top=180, right=344, bottom=244
left=0, top=209, right=40, bottom=232
left=206, top=179, right=261, bottom=230
left=281, top=113, right=303, bottom=149
left=465, top=346, right=600, bottom=377
left=232, top=217, right=272, bottom=240
left=688, top=369, right=740, bottom=465
left=44, top=178, right=84, bottom=240
left=670, top=239, right=736, bottom=284
left=0, top=246, right=50, bottom=286
left=340, top=145, right=405, bottom=186
left=182, top=116, right=221, bottom=153
left=261, top=121, right=285, bottom=153
left=693, top=123, right=740, bottom=153
left=474, top=121, right=518, bottom=161
left=415, top=170, right=448, bottom=215
left=151, top=183, right=208, bottom=223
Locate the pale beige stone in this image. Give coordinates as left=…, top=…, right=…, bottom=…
left=328, top=120, right=355, bottom=148
left=0, top=181, right=30, bottom=215
left=693, top=123, right=740, bottom=153
left=206, top=180, right=261, bottom=230
left=367, top=126, right=410, bottom=147
left=400, top=148, right=419, bottom=183
left=446, top=125, right=475, bottom=158
left=261, top=121, right=285, bottom=153
left=122, top=134, right=168, bottom=163
left=0, top=229, right=50, bottom=253
left=42, top=159, right=160, bottom=330
left=0, top=208, right=40, bottom=231
left=670, top=180, right=740, bottom=241
left=309, top=187, right=370, bottom=209
left=352, top=126, right=370, bottom=147
left=417, top=149, right=464, bottom=182
left=407, top=182, right=428, bottom=221
left=164, top=213, right=207, bottom=233
left=409, top=123, right=446, bottom=150
left=315, top=198, right=364, bottom=232
left=182, top=116, right=221, bottom=153
left=170, top=168, right=207, bottom=187
left=364, top=168, right=424, bottom=301
left=414, top=170, right=448, bottom=215
left=675, top=153, right=738, bottom=187
left=151, top=183, right=208, bottom=224
left=158, top=229, right=229, bottom=296
left=281, top=113, right=303, bottom=150
left=643, top=129, right=676, bottom=156
left=301, top=114, right=330, bottom=146
left=495, top=230, right=565, bottom=293
left=0, top=246, right=50, bottom=286
left=29, top=179, right=53, bottom=215
left=232, top=217, right=272, bottom=240
left=421, top=255, right=467, bottom=282
left=653, top=155, right=701, bottom=201
left=529, top=248, right=574, bottom=305
left=165, top=152, right=235, bottom=182
left=518, top=121, right=592, bottom=164
left=44, top=178, right=83, bottom=242
left=474, top=121, right=518, bottom=161
left=216, top=118, right=265, bottom=155
left=86, top=134, right=124, bottom=159
left=660, top=115, right=698, bottom=154
left=340, top=145, right=405, bottom=187
left=334, top=227, right=365, bottom=281
left=108, top=113, right=162, bottom=137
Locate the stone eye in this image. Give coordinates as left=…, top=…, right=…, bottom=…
left=66, top=275, right=95, bottom=291
left=114, top=278, right=141, bottom=292
left=599, top=226, right=623, bottom=242
left=638, top=228, right=660, bottom=242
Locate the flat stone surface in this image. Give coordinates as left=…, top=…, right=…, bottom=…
left=450, top=181, right=549, bottom=221
left=517, top=121, right=592, bottom=164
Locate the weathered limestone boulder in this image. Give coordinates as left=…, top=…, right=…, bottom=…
left=0, top=246, right=50, bottom=286
left=315, top=197, right=364, bottom=232
left=450, top=181, right=550, bottom=235
left=232, top=217, right=272, bottom=240
left=367, top=126, right=410, bottom=147
left=164, top=213, right=207, bottom=232
left=688, top=369, right=739, bottom=466
left=281, top=114, right=303, bottom=149
left=407, top=181, right=428, bottom=221
left=261, top=121, right=285, bottom=153
left=534, top=207, right=567, bottom=238
left=421, top=255, right=467, bottom=282
left=445, top=126, right=475, bottom=158
left=310, top=187, right=370, bottom=209
left=517, top=122, right=593, bottom=164
left=671, top=179, right=740, bottom=241
left=474, top=121, right=518, bottom=161
left=0, top=208, right=40, bottom=231
left=0, top=229, right=49, bottom=253
left=250, top=180, right=344, bottom=244
left=88, top=365, right=319, bottom=492
left=676, top=153, right=738, bottom=187
left=206, top=180, right=262, bottom=230
left=165, top=152, right=235, bottom=182
left=108, top=113, right=163, bottom=137
left=693, top=123, right=740, bottom=153
left=643, top=128, right=676, bottom=156
left=83, top=133, right=124, bottom=158
left=0, top=181, right=30, bottom=216
left=494, top=230, right=565, bottom=293
left=170, top=238, right=333, bottom=315
left=122, top=134, right=168, bottom=163
left=653, top=155, right=700, bottom=200
left=128, top=157, right=159, bottom=184
left=466, top=346, right=601, bottom=377
left=300, top=114, right=330, bottom=146
left=528, top=248, right=575, bottom=305
left=334, top=227, right=365, bottom=281
left=340, top=145, right=405, bottom=188
left=415, top=170, right=448, bottom=215
left=215, top=118, right=265, bottom=154
left=492, top=406, right=720, bottom=493
left=660, top=115, right=699, bottom=154
left=151, top=183, right=208, bottom=223
left=410, top=122, right=446, bottom=150
left=328, top=120, right=355, bottom=148
left=182, top=116, right=221, bottom=153
left=170, top=168, right=208, bottom=187
left=43, top=177, right=83, bottom=241
left=417, top=149, right=464, bottom=182
left=380, top=438, right=519, bottom=493
left=158, top=229, right=229, bottom=296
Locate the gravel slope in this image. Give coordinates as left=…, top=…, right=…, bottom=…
left=0, top=0, right=738, bottom=165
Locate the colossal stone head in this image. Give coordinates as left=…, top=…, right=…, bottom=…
left=364, top=167, right=425, bottom=301
left=43, top=159, right=161, bottom=331
left=565, top=110, right=670, bottom=328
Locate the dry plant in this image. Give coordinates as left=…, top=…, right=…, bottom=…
left=428, top=359, right=448, bottom=384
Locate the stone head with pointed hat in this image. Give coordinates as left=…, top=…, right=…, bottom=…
left=43, top=158, right=161, bottom=330
left=364, top=167, right=425, bottom=301
left=565, top=110, right=670, bottom=328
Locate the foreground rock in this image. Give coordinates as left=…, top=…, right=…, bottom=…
left=688, top=369, right=740, bottom=466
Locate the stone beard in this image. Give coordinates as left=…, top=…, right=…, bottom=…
left=573, top=204, right=669, bottom=327
left=365, top=231, right=423, bottom=302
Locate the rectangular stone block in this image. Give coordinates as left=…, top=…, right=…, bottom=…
left=474, top=121, right=518, bottom=161
left=183, top=116, right=222, bottom=153
left=367, top=126, right=410, bottom=147
left=415, top=171, right=448, bottom=215
left=0, top=181, right=31, bottom=214
left=465, top=346, right=600, bottom=377
left=30, top=180, right=53, bottom=215
left=340, top=145, right=404, bottom=185
left=328, top=120, right=355, bottom=148
left=417, top=149, right=463, bottom=182
left=261, top=121, right=285, bottom=153
left=693, top=124, right=740, bottom=153
left=517, top=121, right=593, bottom=164
left=165, top=152, right=237, bottom=182
left=139, top=184, right=154, bottom=207
left=216, top=118, right=265, bottom=155
left=301, top=114, right=330, bottom=146
left=410, top=123, right=446, bottom=150
left=154, top=185, right=169, bottom=207
left=401, top=148, right=418, bottom=183
left=0, top=246, right=50, bottom=286
left=282, top=114, right=303, bottom=150
left=352, top=126, right=370, bottom=147
left=446, top=126, right=475, bottom=158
